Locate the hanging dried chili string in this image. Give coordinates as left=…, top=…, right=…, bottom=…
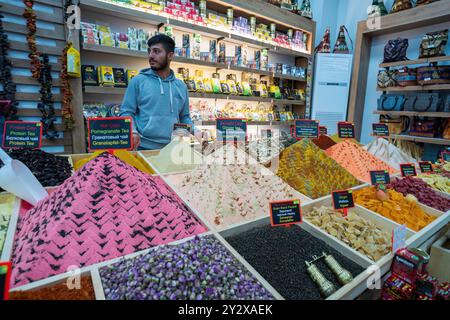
left=60, top=43, right=75, bottom=130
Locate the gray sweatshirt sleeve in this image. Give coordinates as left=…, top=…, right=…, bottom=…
left=119, top=78, right=139, bottom=134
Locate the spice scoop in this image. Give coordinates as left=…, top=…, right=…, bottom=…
left=0, top=148, right=48, bottom=206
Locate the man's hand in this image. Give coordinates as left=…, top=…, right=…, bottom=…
left=133, top=133, right=141, bottom=150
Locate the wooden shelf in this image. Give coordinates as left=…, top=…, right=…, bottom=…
left=389, top=134, right=450, bottom=146
left=194, top=120, right=295, bottom=126
left=83, top=86, right=305, bottom=105
left=379, top=56, right=450, bottom=68
left=377, top=85, right=450, bottom=92
left=374, top=110, right=450, bottom=118
left=79, top=0, right=311, bottom=58
left=81, top=43, right=306, bottom=82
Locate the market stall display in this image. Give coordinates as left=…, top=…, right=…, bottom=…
left=100, top=235, right=274, bottom=300
left=276, top=139, right=362, bottom=199
left=145, top=137, right=203, bottom=174
left=304, top=206, right=391, bottom=261
left=5, top=150, right=73, bottom=187
left=388, top=177, right=450, bottom=212
left=246, top=132, right=297, bottom=165
left=9, top=276, right=95, bottom=300
left=325, top=140, right=397, bottom=184
left=364, top=138, right=419, bottom=170
left=73, top=150, right=154, bottom=174
left=10, top=152, right=207, bottom=287
left=224, top=224, right=365, bottom=300
left=311, top=135, right=337, bottom=150
left=353, top=186, right=437, bottom=232
left=166, top=145, right=310, bottom=230
left=417, top=173, right=450, bottom=194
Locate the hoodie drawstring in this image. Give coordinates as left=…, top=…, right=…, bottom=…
left=169, top=81, right=173, bottom=113
left=158, top=77, right=164, bottom=94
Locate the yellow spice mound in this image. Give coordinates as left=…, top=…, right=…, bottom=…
left=353, top=187, right=436, bottom=232
left=276, top=139, right=361, bottom=199
left=74, top=150, right=154, bottom=174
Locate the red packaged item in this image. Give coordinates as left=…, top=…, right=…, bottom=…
left=391, top=248, right=427, bottom=285
left=415, top=272, right=439, bottom=299
left=381, top=275, right=415, bottom=300
left=436, top=283, right=450, bottom=301
left=416, top=294, right=435, bottom=300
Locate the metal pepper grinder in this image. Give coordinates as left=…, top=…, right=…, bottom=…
left=306, top=257, right=336, bottom=298
left=323, top=252, right=353, bottom=285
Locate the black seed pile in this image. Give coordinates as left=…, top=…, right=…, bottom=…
left=6, top=149, right=72, bottom=187
left=225, top=225, right=365, bottom=300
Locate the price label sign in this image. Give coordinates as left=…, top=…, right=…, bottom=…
left=338, top=122, right=355, bottom=139
left=319, top=126, right=328, bottom=136
left=332, top=190, right=355, bottom=211
left=392, top=225, right=407, bottom=254
left=294, top=120, right=319, bottom=140
left=270, top=200, right=302, bottom=227
left=370, top=170, right=391, bottom=186
left=419, top=161, right=433, bottom=174
left=173, top=123, right=192, bottom=133
left=372, top=123, right=389, bottom=137
left=2, top=121, right=43, bottom=149
left=216, top=118, right=247, bottom=143
left=0, top=262, right=11, bottom=301
left=88, top=117, right=133, bottom=152
left=400, top=163, right=417, bottom=177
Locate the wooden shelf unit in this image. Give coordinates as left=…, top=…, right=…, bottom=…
left=379, top=56, right=450, bottom=68
left=348, top=0, right=450, bottom=141
left=377, top=84, right=450, bottom=92
left=388, top=134, right=450, bottom=146
left=373, top=110, right=450, bottom=118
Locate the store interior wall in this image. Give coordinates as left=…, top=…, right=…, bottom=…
left=312, top=0, right=450, bottom=145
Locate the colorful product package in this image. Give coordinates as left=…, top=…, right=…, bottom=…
left=415, top=273, right=439, bottom=299
left=97, top=25, right=114, bottom=47
left=127, top=70, right=138, bottom=83
left=80, top=22, right=99, bottom=45
left=381, top=275, right=415, bottom=300
left=436, top=282, right=450, bottom=300
left=67, top=45, right=81, bottom=78
left=97, top=66, right=115, bottom=87
left=113, top=68, right=127, bottom=88
left=192, top=34, right=201, bottom=60
left=81, top=65, right=97, bottom=86
left=391, top=248, right=429, bottom=285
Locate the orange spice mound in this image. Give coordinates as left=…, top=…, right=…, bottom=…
left=9, top=276, right=95, bottom=300
left=326, top=140, right=397, bottom=183
left=353, top=187, right=436, bottom=232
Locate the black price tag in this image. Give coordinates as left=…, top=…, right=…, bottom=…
left=332, top=190, right=355, bottom=210
left=270, top=200, right=302, bottom=227
left=2, top=121, right=42, bottom=149
left=400, top=163, right=417, bottom=177
left=173, top=123, right=192, bottom=133
left=338, top=122, right=355, bottom=139
left=319, top=126, right=328, bottom=136
left=372, top=123, right=389, bottom=137
left=216, top=118, right=247, bottom=143
left=370, top=170, right=391, bottom=186
left=88, top=117, right=133, bottom=151
left=419, top=162, right=433, bottom=174
left=294, top=120, right=319, bottom=139
left=0, top=262, right=11, bottom=301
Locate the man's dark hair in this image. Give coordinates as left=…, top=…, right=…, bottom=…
left=147, top=34, right=175, bottom=53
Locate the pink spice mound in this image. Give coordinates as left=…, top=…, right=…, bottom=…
left=10, top=152, right=207, bottom=287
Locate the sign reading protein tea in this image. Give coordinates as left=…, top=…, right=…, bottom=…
left=2, top=121, right=42, bottom=149
left=270, top=200, right=302, bottom=227
left=88, top=117, right=133, bottom=151
left=294, top=120, right=319, bottom=139
left=216, top=118, right=247, bottom=143
left=338, top=122, right=355, bottom=139
left=400, top=163, right=417, bottom=177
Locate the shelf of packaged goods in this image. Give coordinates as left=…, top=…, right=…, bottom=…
left=377, top=84, right=450, bottom=92
left=388, top=134, right=450, bottom=146
left=373, top=110, right=450, bottom=118
left=379, top=56, right=450, bottom=68
left=81, top=43, right=307, bottom=82
left=194, top=120, right=295, bottom=126
left=83, top=86, right=306, bottom=105
left=78, top=0, right=311, bottom=58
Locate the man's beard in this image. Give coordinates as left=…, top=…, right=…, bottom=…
left=150, top=57, right=168, bottom=71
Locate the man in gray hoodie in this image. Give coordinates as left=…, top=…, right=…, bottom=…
left=120, top=34, right=202, bottom=150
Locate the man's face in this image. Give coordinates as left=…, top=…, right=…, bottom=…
left=148, top=43, right=173, bottom=71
